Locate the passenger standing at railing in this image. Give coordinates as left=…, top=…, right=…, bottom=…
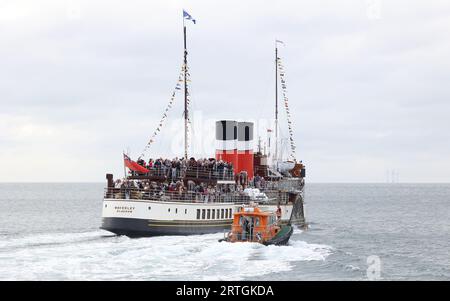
left=260, top=177, right=266, bottom=189
left=164, top=159, right=171, bottom=177
left=181, top=158, right=187, bottom=178
left=114, top=179, right=122, bottom=188
left=123, top=180, right=132, bottom=199
left=137, top=158, right=145, bottom=167
left=187, top=180, right=195, bottom=192
left=193, top=184, right=201, bottom=201
left=209, top=185, right=216, bottom=202
left=148, top=159, right=154, bottom=169
left=171, top=158, right=177, bottom=181
left=223, top=164, right=228, bottom=179
left=175, top=180, right=184, bottom=197
left=153, top=159, right=161, bottom=176
left=189, top=157, right=196, bottom=167
left=254, top=175, right=261, bottom=189
left=204, top=186, right=209, bottom=203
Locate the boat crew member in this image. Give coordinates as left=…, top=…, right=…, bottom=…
left=276, top=205, right=282, bottom=221
left=242, top=217, right=249, bottom=241
left=249, top=218, right=254, bottom=241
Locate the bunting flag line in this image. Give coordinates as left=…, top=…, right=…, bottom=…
left=277, top=56, right=297, bottom=161
left=185, top=64, right=193, bottom=152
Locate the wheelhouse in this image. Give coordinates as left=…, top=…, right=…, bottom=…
left=228, top=206, right=281, bottom=243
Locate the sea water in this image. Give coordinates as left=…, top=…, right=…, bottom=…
left=0, top=183, right=448, bottom=280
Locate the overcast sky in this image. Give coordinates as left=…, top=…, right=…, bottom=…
left=1, top=0, right=450, bottom=183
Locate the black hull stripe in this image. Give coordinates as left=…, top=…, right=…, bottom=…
left=101, top=217, right=230, bottom=237
left=148, top=223, right=231, bottom=227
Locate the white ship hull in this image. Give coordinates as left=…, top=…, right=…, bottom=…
left=101, top=198, right=294, bottom=237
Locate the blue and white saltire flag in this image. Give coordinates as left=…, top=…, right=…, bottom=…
left=183, top=10, right=196, bottom=24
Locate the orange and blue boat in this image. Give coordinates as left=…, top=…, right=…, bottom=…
left=219, top=205, right=293, bottom=246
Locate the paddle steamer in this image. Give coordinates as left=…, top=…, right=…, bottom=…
left=101, top=11, right=306, bottom=237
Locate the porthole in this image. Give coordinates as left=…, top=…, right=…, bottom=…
left=148, top=206, right=151, bottom=210
left=105, top=204, right=107, bottom=208
left=185, top=209, right=187, bottom=214
left=175, top=208, right=178, bottom=214
left=168, top=208, right=171, bottom=212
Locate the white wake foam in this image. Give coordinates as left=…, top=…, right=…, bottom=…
left=0, top=230, right=112, bottom=250
left=0, top=231, right=332, bottom=280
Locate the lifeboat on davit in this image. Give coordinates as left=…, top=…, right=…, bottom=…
left=219, top=204, right=293, bottom=246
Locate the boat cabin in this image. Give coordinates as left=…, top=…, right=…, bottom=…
left=227, top=205, right=281, bottom=243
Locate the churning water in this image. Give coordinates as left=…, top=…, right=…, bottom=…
left=0, top=183, right=448, bottom=280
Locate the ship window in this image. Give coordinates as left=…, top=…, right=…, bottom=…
left=197, top=209, right=200, bottom=219
left=175, top=208, right=178, bottom=214
left=212, top=209, right=215, bottom=219
left=202, top=209, right=206, bottom=219
left=185, top=209, right=187, bottom=214
left=148, top=206, right=151, bottom=210
left=207, top=209, right=211, bottom=219
left=105, top=204, right=107, bottom=208
left=255, top=217, right=260, bottom=226
left=216, top=210, right=220, bottom=219
left=245, top=126, right=250, bottom=140
left=168, top=208, right=170, bottom=212
left=221, top=209, right=224, bottom=219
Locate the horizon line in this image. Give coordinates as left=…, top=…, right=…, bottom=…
left=1, top=182, right=449, bottom=184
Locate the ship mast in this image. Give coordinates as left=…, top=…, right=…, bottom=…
left=183, top=21, right=188, bottom=159
left=274, top=43, right=279, bottom=166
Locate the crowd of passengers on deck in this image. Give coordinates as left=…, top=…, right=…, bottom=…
left=111, top=173, right=268, bottom=202
left=137, top=157, right=233, bottom=173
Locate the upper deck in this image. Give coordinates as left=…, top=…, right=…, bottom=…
left=127, top=166, right=234, bottom=183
